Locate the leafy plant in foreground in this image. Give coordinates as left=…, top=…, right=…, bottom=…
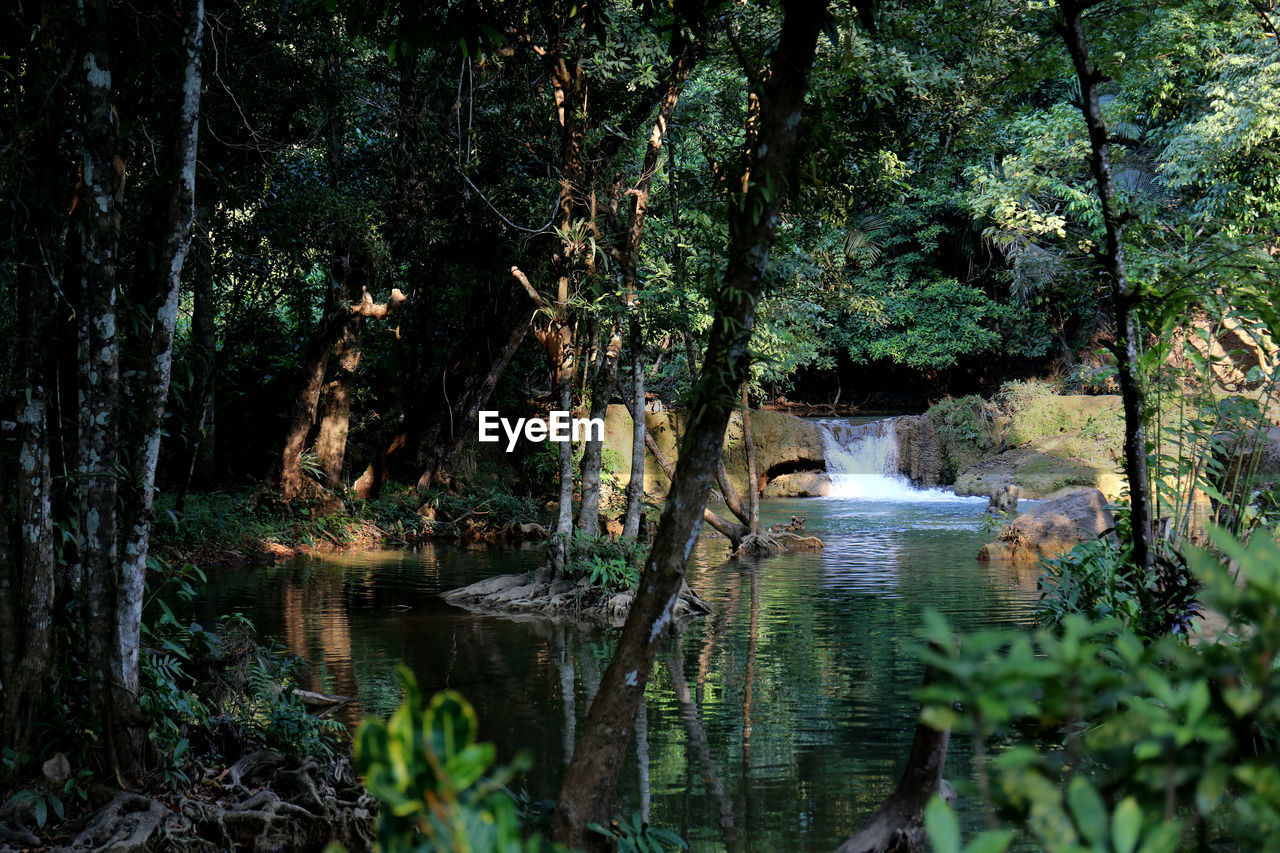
left=588, top=812, right=688, bottom=853
left=355, top=667, right=560, bottom=853
left=921, top=527, right=1280, bottom=853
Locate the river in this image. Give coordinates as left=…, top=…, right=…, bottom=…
left=189, top=418, right=1041, bottom=851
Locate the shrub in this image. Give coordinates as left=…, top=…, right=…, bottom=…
left=921, top=527, right=1280, bottom=853
left=354, top=668, right=561, bottom=853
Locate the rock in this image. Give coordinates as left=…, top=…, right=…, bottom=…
left=978, top=487, right=1115, bottom=563
left=898, top=392, right=1126, bottom=499
left=444, top=571, right=540, bottom=600
left=954, top=448, right=1122, bottom=501
left=517, top=522, right=549, bottom=539
left=603, top=404, right=828, bottom=498
left=490, top=582, right=546, bottom=604
left=895, top=415, right=946, bottom=487
left=986, top=483, right=1019, bottom=514
left=41, top=753, right=71, bottom=789
left=763, top=472, right=831, bottom=498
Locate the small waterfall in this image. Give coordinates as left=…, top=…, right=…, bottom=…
left=816, top=418, right=955, bottom=501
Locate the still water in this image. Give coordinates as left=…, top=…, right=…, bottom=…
left=191, top=488, right=1041, bottom=851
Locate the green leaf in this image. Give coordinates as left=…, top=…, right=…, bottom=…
left=963, top=830, right=1015, bottom=853
left=1068, top=775, right=1108, bottom=846
left=925, top=795, right=961, bottom=853
left=1111, top=797, right=1142, bottom=853
left=1136, top=821, right=1182, bottom=853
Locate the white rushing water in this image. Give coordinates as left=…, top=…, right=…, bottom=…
left=815, top=418, right=974, bottom=502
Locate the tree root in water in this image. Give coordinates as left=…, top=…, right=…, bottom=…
left=444, top=569, right=712, bottom=627
left=732, top=531, right=824, bottom=558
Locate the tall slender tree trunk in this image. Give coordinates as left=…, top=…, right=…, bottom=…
left=622, top=318, right=648, bottom=538
left=1059, top=0, right=1153, bottom=569
left=554, top=3, right=824, bottom=845
left=550, top=314, right=577, bottom=577
left=2, top=269, right=57, bottom=757
left=114, top=0, right=206, bottom=774
left=577, top=325, right=623, bottom=538
left=618, top=38, right=701, bottom=540
left=741, top=386, right=760, bottom=533
left=181, top=214, right=217, bottom=503
left=76, top=0, right=130, bottom=777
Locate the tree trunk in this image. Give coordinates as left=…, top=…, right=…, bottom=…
left=549, top=316, right=577, bottom=578
left=113, top=0, right=206, bottom=776
left=75, top=0, right=132, bottom=779
left=180, top=214, right=217, bottom=503
left=1059, top=0, right=1153, bottom=569
left=617, top=37, right=700, bottom=540
left=1, top=269, right=58, bottom=758
left=622, top=317, right=648, bottom=538
left=577, top=325, right=623, bottom=538
left=315, top=310, right=362, bottom=490
left=741, top=386, right=760, bottom=534
left=270, top=256, right=399, bottom=504
left=275, top=337, right=334, bottom=501
left=554, top=3, right=824, bottom=844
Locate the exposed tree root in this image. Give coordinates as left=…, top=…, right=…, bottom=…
left=731, top=530, right=824, bottom=558
left=2, top=752, right=374, bottom=853
left=444, top=569, right=712, bottom=627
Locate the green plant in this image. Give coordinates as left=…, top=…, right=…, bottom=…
left=1036, top=537, right=1142, bottom=629
left=568, top=533, right=647, bottom=591
left=0, top=771, right=92, bottom=831
left=977, top=510, right=1014, bottom=537
left=921, top=526, right=1280, bottom=853
left=354, top=667, right=559, bottom=852
left=588, top=812, right=688, bottom=853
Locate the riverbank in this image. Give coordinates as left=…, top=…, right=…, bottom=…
left=152, top=485, right=547, bottom=569
left=896, top=380, right=1280, bottom=501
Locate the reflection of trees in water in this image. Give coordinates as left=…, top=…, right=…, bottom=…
left=667, top=638, right=738, bottom=852
left=278, top=566, right=360, bottom=726
left=195, top=534, right=1036, bottom=845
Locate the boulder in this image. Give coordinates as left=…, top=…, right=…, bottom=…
left=986, top=483, right=1019, bottom=514
left=978, top=487, right=1115, bottom=563
left=763, top=472, right=832, bottom=498
left=895, top=415, right=947, bottom=487
left=954, top=448, right=1122, bottom=501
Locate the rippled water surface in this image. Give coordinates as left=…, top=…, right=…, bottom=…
left=193, top=485, right=1040, bottom=851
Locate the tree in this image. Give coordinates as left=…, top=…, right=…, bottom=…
left=1056, top=0, right=1153, bottom=569
left=554, top=0, right=827, bottom=845
left=0, top=0, right=206, bottom=777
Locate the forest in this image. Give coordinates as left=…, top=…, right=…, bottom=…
left=1, top=0, right=1279, bottom=850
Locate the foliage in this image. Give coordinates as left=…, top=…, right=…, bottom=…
left=1036, top=537, right=1143, bottom=630
left=588, top=812, right=688, bottom=853
left=354, top=667, right=559, bottom=853
left=568, top=533, right=647, bottom=591
left=143, top=602, right=345, bottom=779
left=921, top=527, right=1280, bottom=853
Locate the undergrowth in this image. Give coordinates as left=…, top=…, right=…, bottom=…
left=153, top=484, right=542, bottom=562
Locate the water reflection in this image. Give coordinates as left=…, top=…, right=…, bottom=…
left=190, top=494, right=1038, bottom=851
